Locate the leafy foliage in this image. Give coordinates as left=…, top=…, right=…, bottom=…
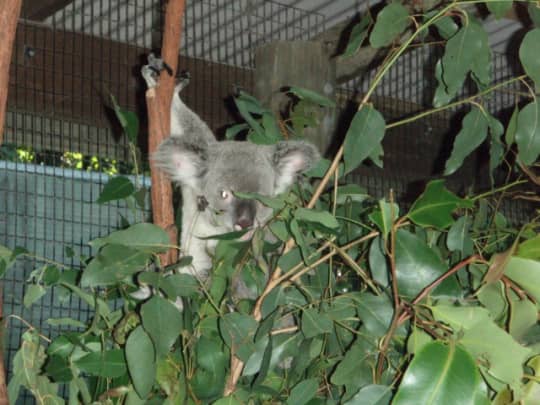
left=4, top=1, right=540, bottom=404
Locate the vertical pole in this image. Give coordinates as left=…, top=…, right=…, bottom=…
left=0, top=1, right=23, bottom=401
left=146, top=0, right=186, bottom=266
left=0, top=0, right=22, bottom=144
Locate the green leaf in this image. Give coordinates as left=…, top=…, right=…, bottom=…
left=288, top=86, right=335, bottom=107
left=517, top=234, right=540, bottom=260
left=225, top=123, right=249, bottom=140
left=407, top=326, right=433, bottom=355
left=97, top=176, right=135, bottom=204
left=90, top=223, right=170, bottom=253
left=368, top=237, right=389, bottom=288
left=45, top=355, right=73, bottom=382
left=139, top=272, right=199, bottom=299
left=330, top=339, right=372, bottom=387
left=520, top=28, right=540, bottom=91
left=509, top=298, right=537, bottom=340
left=461, top=320, right=531, bottom=386
left=75, top=350, right=127, bottom=378
left=342, top=15, right=372, bottom=57
left=126, top=326, right=156, bottom=398
left=393, top=342, right=484, bottom=405
left=301, top=308, right=334, bottom=338
left=488, top=114, right=505, bottom=179
left=514, top=101, right=540, bottom=166
left=444, top=107, right=489, bottom=175
left=432, top=15, right=459, bottom=39
left=433, top=20, right=488, bottom=106
left=287, top=378, right=318, bottom=405
left=196, top=336, right=227, bottom=375
left=295, top=207, right=339, bottom=230
left=335, top=184, right=368, bottom=204
left=368, top=199, right=399, bottom=239
left=23, top=284, right=46, bottom=308
left=430, top=304, right=491, bottom=331
left=446, top=216, right=473, bottom=255
left=408, top=180, right=472, bottom=229
left=219, top=313, right=258, bottom=362
left=141, top=296, right=183, bottom=357
left=343, top=105, right=386, bottom=175
left=529, top=2, right=540, bottom=27
left=81, top=245, right=150, bottom=287
left=395, top=230, right=461, bottom=298
left=234, top=191, right=285, bottom=209
left=370, top=3, right=410, bottom=48
left=486, top=0, right=513, bottom=19
left=213, top=397, right=243, bottom=405
left=344, top=384, right=392, bottom=405
left=505, top=104, right=519, bottom=146
left=111, top=94, right=139, bottom=144
left=504, top=256, right=540, bottom=302
left=289, top=219, right=312, bottom=264
left=352, top=292, right=393, bottom=337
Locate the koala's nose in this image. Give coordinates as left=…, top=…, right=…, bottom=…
left=234, top=200, right=255, bottom=230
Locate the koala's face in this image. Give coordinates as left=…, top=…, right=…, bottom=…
left=153, top=136, right=319, bottom=234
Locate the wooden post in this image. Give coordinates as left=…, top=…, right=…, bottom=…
left=254, top=40, right=336, bottom=154
left=0, top=0, right=23, bottom=146
left=0, top=1, right=23, bottom=403
left=145, top=0, right=186, bottom=266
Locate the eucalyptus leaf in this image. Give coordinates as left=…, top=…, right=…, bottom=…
left=97, top=176, right=135, bottom=204
left=288, top=86, right=335, bottom=107
left=90, top=223, right=170, bottom=253
left=519, top=29, right=540, bottom=91
left=393, top=342, right=484, bottom=404
left=219, top=313, right=258, bottom=362
left=344, top=384, right=391, bottom=405
left=486, top=0, right=513, bottom=19
left=343, top=105, right=386, bottom=175
left=126, top=326, right=156, bottom=398
left=370, top=3, right=410, bottom=48
left=342, top=15, right=371, bottom=57
left=75, top=350, right=127, bottom=378
left=433, top=20, right=487, bottom=106
left=81, top=244, right=150, bottom=287
left=395, top=230, right=461, bottom=298
left=287, top=378, right=319, bottom=405
left=514, top=101, right=540, bottom=165
left=444, top=107, right=489, bottom=175
left=408, top=180, right=472, bottom=229
left=141, top=296, right=183, bottom=357
left=301, top=308, right=334, bottom=338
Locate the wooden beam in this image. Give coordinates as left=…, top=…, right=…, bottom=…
left=22, top=0, right=73, bottom=21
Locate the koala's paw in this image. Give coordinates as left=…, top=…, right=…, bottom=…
left=141, top=53, right=174, bottom=89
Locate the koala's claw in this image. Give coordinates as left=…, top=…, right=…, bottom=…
left=175, top=70, right=191, bottom=93
left=141, top=53, right=174, bottom=89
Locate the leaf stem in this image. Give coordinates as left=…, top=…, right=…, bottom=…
left=471, top=179, right=528, bottom=201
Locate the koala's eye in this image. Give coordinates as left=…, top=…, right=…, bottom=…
left=220, top=190, right=230, bottom=200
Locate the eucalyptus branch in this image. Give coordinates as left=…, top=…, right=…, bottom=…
left=328, top=241, right=380, bottom=294
left=471, top=179, right=528, bottom=201
left=386, top=75, right=528, bottom=131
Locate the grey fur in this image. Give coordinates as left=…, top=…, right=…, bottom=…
left=152, top=79, right=320, bottom=280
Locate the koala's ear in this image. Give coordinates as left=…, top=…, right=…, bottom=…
left=152, top=136, right=208, bottom=189
left=273, top=140, right=320, bottom=194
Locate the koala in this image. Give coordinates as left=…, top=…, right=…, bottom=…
left=142, top=60, right=320, bottom=282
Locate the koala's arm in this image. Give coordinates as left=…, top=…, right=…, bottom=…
left=169, top=79, right=216, bottom=144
